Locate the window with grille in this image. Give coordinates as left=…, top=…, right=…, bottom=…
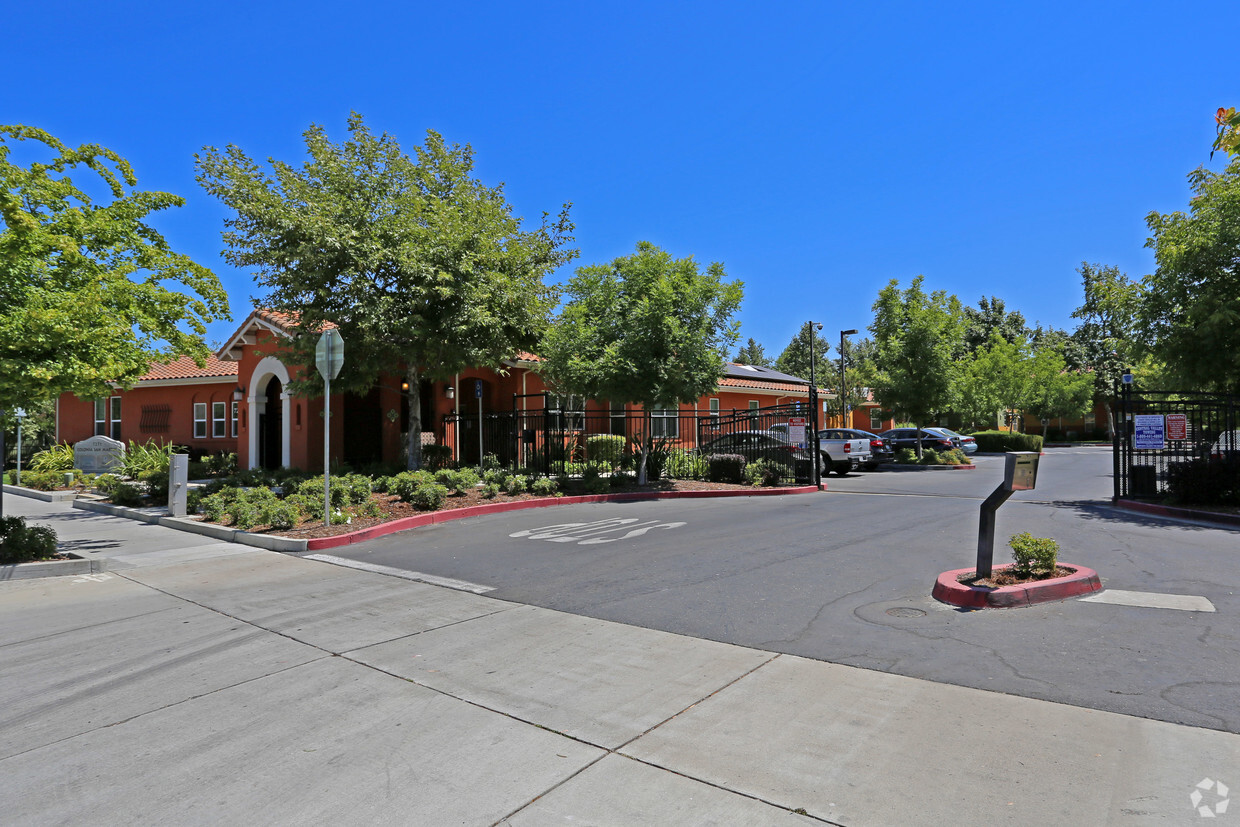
left=109, top=397, right=121, bottom=440
left=194, top=403, right=207, bottom=439
left=94, top=399, right=106, bottom=436
left=212, top=401, right=227, bottom=438
left=650, top=408, right=679, bottom=438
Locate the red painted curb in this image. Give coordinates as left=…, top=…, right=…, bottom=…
left=305, top=484, right=821, bottom=550
left=932, top=564, right=1101, bottom=609
left=1113, top=499, right=1240, bottom=529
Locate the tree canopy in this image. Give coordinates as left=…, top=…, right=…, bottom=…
left=869, top=276, right=965, bottom=451
left=734, top=337, right=771, bottom=367
left=1141, top=158, right=1240, bottom=394
left=773, top=323, right=833, bottom=385
left=196, top=114, right=576, bottom=468
left=0, top=125, right=228, bottom=412
left=962, top=296, right=1029, bottom=355
left=539, top=241, right=742, bottom=483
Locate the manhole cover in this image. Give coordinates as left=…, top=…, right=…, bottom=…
left=885, top=607, right=927, bottom=618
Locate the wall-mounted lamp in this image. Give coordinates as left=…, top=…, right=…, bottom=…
left=233, top=385, right=246, bottom=402
left=400, top=378, right=410, bottom=393
left=445, top=385, right=455, bottom=400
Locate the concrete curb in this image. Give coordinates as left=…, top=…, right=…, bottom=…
left=886, top=464, right=977, bottom=472
left=1, top=554, right=107, bottom=581
left=1113, top=498, right=1240, bottom=529
left=66, top=484, right=821, bottom=554
left=3, top=484, right=79, bottom=503
left=932, top=564, right=1102, bottom=609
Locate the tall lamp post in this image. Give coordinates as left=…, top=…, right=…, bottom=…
left=808, top=322, right=824, bottom=488
left=839, top=329, right=858, bottom=428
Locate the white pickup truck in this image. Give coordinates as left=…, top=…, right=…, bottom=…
left=815, top=428, right=872, bottom=476
left=769, top=423, right=871, bottom=475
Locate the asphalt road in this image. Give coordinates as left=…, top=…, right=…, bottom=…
left=327, top=447, right=1240, bottom=733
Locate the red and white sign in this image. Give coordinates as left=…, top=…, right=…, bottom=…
left=1166, top=413, right=1187, bottom=441
left=787, top=417, right=807, bottom=447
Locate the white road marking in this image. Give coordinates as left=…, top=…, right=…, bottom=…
left=71, top=574, right=112, bottom=584
left=303, top=554, right=495, bottom=594
left=510, top=518, right=687, bottom=545
left=1080, top=589, right=1215, bottom=612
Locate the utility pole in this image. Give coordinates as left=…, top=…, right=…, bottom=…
left=840, top=329, right=858, bottom=428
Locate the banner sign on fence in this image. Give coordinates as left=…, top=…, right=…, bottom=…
left=1133, top=414, right=1166, bottom=450
left=1166, top=413, right=1187, bottom=441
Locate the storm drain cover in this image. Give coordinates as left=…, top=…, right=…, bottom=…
left=885, top=607, right=927, bottom=618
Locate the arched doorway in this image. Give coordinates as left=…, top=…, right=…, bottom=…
left=259, top=377, right=283, bottom=470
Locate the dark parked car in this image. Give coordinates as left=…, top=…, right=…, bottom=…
left=879, top=427, right=959, bottom=454
left=821, top=428, right=894, bottom=469
left=699, top=431, right=816, bottom=480
left=924, top=427, right=977, bottom=455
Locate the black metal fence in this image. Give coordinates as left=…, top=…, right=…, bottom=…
left=1113, top=385, right=1239, bottom=499
left=442, top=396, right=819, bottom=483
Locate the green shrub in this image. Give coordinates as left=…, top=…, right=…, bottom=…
left=895, top=448, right=917, bottom=464
left=343, top=473, right=373, bottom=504
left=435, top=468, right=479, bottom=495
left=1008, top=532, right=1059, bottom=578
left=372, top=475, right=393, bottom=494
left=298, top=476, right=347, bottom=509
left=140, top=469, right=170, bottom=501
left=642, top=438, right=674, bottom=481
left=707, top=453, right=747, bottom=484
left=481, top=482, right=501, bottom=499
left=504, top=475, right=528, bottom=495
left=17, top=471, right=62, bottom=491
left=664, top=449, right=708, bottom=480
left=421, top=444, right=453, bottom=470
left=531, top=477, right=558, bottom=497
left=410, top=482, right=449, bottom=511
left=29, top=443, right=75, bottom=473
left=940, top=448, right=969, bottom=466
left=240, top=486, right=279, bottom=506
left=970, top=431, right=1043, bottom=453
left=608, top=472, right=631, bottom=488
left=200, top=493, right=228, bottom=523
left=0, top=516, right=59, bottom=564
left=390, top=471, right=436, bottom=502
left=586, top=435, right=626, bottom=468
left=206, top=452, right=238, bottom=477
left=284, top=494, right=318, bottom=521
left=122, top=440, right=179, bottom=477
left=744, top=459, right=784, bottom=487
left=1166, top=457, right=1240, bottom=506
left=353, top=498, right=383, bottom=519
left=481, top=453, right=501, bottom=471
left=582, top=475, right=610, bottom=494
left=262, top=500, right=300, bottom=530
left=227, top=500, right=260, bottom=531
left=111, top=483, right=145, bottom=507
left=187, top=489, right=203, bottom=515
left=919, top=448, right=940, bottom=465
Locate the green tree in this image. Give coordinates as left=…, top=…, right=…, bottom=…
left=961, top=296, right=1029, bottom=355
left=956, top=333, right=1028, bottom=431
left=734, top=337, right=771, bottom=367
left=539, top=242, right=742, bottom=484
left=0, top=125, right=229, bottom=412
left=1023, top=348, right=1094, bottom=439
left=1141, top=158, right=1240, bottom=394
left=1070, top=262, right=1143, bottom=435
left=869, top=276, right=965, bottom=455
left=774, top=323, right=832, bottom=385
left=1214, top=106, right=1240, bottom=159
left=197, top=114, right=576, bottom=469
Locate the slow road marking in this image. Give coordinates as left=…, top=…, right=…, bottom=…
left=509, top=517, right=686, bottom=545
left=1080, top=589, right=1215, bottom=612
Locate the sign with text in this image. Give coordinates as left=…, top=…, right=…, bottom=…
left=787, top=417, right=807, bottom=448
left=1133, top=414, right=1166, bottom=450
left=1166, top=413, right=1187, bottom=441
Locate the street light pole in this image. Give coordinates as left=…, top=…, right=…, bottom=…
left=840, top=329, right=858, bottom=428
left=808, top=322, right=823, bottom=488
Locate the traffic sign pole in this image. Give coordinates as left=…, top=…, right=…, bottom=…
left=316, top=330, right=345, bottom=528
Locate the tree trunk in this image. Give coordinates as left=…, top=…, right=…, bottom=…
left=914, top=421, right=923, bottom=460
left=405, top=366, right=422, bottom=471
left=637, top=410, right=651, bottom=486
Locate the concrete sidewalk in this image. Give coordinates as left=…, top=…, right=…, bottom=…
left=3, top=498, right=1237, bottom=825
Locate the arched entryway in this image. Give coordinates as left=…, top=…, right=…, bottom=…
left=247, top=356, right=292, bottom=470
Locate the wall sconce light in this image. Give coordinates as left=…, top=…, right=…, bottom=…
left=445, top=385, right=455, bottom=400
left=233, top=385, right=245, bottom=402
left=400, top=378, right=410, bottom=392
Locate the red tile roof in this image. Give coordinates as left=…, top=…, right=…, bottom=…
left=140, top=355, right=239, bottom=382
left=254, top=309, right=337, bottom=333
left=718, top=376, right=810, bottom=394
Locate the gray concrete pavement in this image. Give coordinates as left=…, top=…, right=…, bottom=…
left=3, top=492, right=1240, bottom=824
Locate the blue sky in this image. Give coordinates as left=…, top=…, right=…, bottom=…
left=5, top=1, right=1237, bottom=359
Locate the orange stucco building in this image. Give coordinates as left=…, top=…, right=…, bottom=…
left=55, top=309, right=895, bottom=471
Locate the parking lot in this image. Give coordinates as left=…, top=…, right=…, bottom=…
left=320, top=446, right=1240, bottom=733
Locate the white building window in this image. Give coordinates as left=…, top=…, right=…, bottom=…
left=193, top=403, right=207, bottom=439
left=549, top=394, right=584, bottom=431
left=212, top=401, right=227, bottom=438
left=871, top=412, right=883, bottom=431
left=709, top=398, right=720, bottom=416
left=94, top=399, right=107, bottom=436
left=650, top=408, right=679, bottom=438
left=109, top=397, right=122, bottom=441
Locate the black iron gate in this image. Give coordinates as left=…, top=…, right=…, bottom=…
left=1113, top=385, right=1239, bottom=500
left=443, top=395, right=818, bottom=483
